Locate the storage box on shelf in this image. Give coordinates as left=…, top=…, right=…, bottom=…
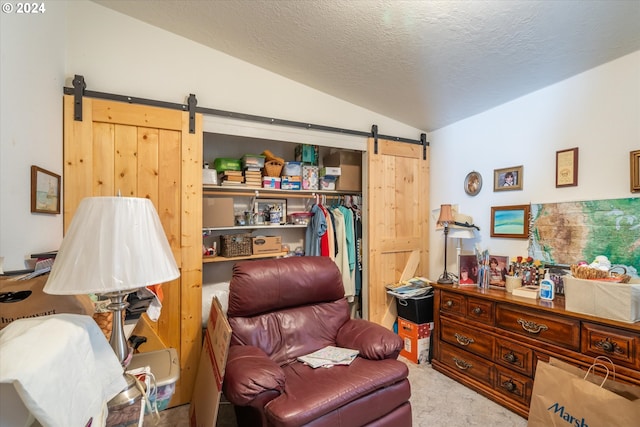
left=219, top=234, right=252, bottom=258
left=431, top=284, right=640, bottom=419
left=323, top=151, right=362, bottom=191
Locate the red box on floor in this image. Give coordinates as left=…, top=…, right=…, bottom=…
left=398, top=317, right=433, bottom=364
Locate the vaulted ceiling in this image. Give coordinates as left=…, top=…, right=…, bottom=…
left=93, top=0, right=640, bottom=132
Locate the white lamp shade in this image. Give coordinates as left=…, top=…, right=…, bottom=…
left=45, top=197, right=180, bottom=295
left=448, top=228, right=476, bottom=239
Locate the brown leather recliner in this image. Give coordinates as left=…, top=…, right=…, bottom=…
left=222, top=256, right=412, bottom=427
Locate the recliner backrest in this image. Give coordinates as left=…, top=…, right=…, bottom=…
left=227, top=257, right=350, bottom=365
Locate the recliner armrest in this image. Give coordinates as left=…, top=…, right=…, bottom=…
left=222, top=345, right=286, bottom=406
left=336, top=319, right=403, bottom=360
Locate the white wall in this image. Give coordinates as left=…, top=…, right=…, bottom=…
left=0, top=3, right=67, bottom=271
left=429, top=50, right=640, bottom=278
left=0, top=0, right=422, bottom=272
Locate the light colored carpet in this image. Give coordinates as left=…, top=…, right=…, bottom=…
left=145, top=357, right=528, bottom=426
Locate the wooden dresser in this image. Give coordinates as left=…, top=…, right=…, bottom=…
left=431, top=283, right=640, bottom=418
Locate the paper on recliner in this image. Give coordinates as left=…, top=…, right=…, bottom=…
left=297, top=346, right=359, bottom=368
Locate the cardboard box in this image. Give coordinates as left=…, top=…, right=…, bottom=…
left=564, top=276, right=640, bottom=323
left=398, top=318, right=433, bottom=364
left=190, top=297, right=232, bottom=427
left=252, top=236, right=282, bottom=254
left=319, top=167, right=341, bottom=177
left=203, top=198, right=234, bottom=228
left=323, top=151, right=362, bottom=191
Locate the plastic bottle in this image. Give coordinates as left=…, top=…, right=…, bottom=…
left=539, top=271, right=555, bottom=301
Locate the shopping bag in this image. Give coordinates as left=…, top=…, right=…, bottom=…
left=528, top=357, right=640, bottom=427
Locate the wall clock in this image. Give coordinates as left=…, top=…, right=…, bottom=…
left=464, top=171, right=482, bottom=196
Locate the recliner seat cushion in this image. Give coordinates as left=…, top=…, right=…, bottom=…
left=265, top=358, right=410, bottom=427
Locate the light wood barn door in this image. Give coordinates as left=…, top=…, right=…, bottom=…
left=367, top=137, right=430, bottom=327
left=63, top=95, right=202, bottom=406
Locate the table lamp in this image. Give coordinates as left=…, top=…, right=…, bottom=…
left=436, top=204, right=456, bottom=284
left=44, top=196, right=180, bottom=405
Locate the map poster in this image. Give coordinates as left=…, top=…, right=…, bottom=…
left=529, top=198, right=639, bottom=274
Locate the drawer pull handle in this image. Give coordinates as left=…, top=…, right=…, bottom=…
left=453, top=357, right=472, bottom=370
left=596, top=339, right=623, bottom=355
left=454, top=333, right=475, bottom=346
left=445, top=300, right=454, bottom=308
left=517, top=318, right=548, bottom=334
left=472, top=307, right=482, bottom=315
left=501, top=379, right=521, bottom=396
left=503, top=352, right=517, bottom=363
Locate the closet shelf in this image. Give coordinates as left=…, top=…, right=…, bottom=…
left=203, top=186, right=361, bottom=199
left=203, top=251, right=289, bottom=263
left=203, top=224, right=307, bottom=232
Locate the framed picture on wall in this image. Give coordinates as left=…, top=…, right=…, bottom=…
left=493, top=166, right=523, bottom=191
left=631, top=150, right=640, bottom=193
left=490, top=204, right=530, bottom=239
left=556, top=147, right=579, bottom=187
left=30, top=166, right=60, bottom=214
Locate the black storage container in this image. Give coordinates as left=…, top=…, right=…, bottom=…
left=396, top=291, right=434, bottom=324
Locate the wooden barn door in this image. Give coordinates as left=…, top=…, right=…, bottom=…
left=63, top=95, right=202, bottom=405
left=367, top=137, right=430, bottom=327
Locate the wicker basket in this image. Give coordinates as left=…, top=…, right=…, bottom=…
left=264, top=160, right=284, bottom=177
left=220, top=233, right=252, bottom=257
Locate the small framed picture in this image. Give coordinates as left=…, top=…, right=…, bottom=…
left=464, top=171, right=482, bottom=196
left=488, top=255, right=509, bottom=289
left=31, top=166, right=61, bottom=214
left=556, top=147, right=579, bottom=187
left=253, top=198, right=287, bottom=225
left=544, top=263, right=571, bottom=295
left=490, top=204, right=530, bottom=239
left=493, top=166, right=523, bottom=191
left=458, top=254, right=478, bottom=286
left=631, top=150, right=640, bottom=193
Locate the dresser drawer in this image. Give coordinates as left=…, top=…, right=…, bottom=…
left=440, top=292, right=465, bottom=317
left=441, top=317, right=494, bottom=360
left=466, top=297, right=495, bottom=325
left=439, top=341, right=493, bottom=387
left=582, top=322, right=639, bottom=369
left=495, top=337, right=534, bottom=376
left=496, top=304, right=580, bottom=351
left=494, top=365, right=533, bottom=406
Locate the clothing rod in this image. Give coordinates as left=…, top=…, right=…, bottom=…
left=63, top=77, right=425, bottom=145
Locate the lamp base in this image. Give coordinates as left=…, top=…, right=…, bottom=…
left=437, top=272, right=455, bottom=284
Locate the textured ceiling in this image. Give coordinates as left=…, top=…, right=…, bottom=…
left=93, top=0, right=640, bottom=132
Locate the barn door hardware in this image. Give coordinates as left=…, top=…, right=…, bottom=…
left=72, top=74, right=86, bottom=121
left=188, top=94, right=197, bottom=134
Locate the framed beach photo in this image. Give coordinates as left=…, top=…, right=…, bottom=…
left=493, top=165, right=523, bottom=191
left=458, top=254, right=478, bottom=286
left=488, top=255, right=509, bottom=289
left=30, top=166, right=60, bottom=214
left=490, top=204, right=530, bottom=239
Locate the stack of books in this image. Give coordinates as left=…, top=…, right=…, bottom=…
left=297, top=346, right=359, bottom=368
left=219, top=170, right=245, bottom=187
left=244, top=169, right=262, bottom=188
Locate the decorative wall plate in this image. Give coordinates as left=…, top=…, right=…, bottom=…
left=464, top=171, right=482, bottom=196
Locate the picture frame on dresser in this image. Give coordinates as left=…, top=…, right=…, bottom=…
left=458, top=254, right=478, bottom=286
left=544, top=263, right=571, bottom=295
